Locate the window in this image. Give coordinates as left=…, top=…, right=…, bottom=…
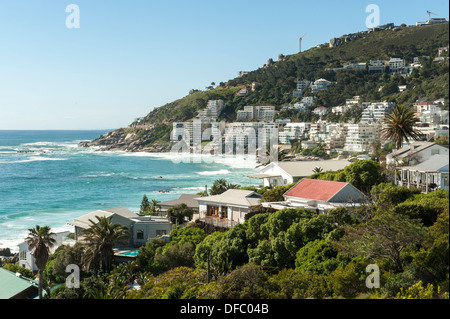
left=19, top=250, right=27, bottom=260
left=136, top=230, right=144, bottom=240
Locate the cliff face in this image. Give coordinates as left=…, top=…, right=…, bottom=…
left=78, top=128, right=172, bottom=152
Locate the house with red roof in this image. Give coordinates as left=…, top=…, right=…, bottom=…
left=262, top=178, right=367, bottom=213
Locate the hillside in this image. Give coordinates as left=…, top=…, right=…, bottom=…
left=80, top=23, right=449, bottom=151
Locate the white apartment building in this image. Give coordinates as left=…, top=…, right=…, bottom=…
left=171, top=121, right=194, bottom=143
left=368, top=60, right=386, bottom=73
left=278, top=123, right=310, bottom=145
left=197, top=100, right=225, bottom=121
left=332, top=105, right=351, bottom=115
left=313, top=106, right=329, bottom=116
left=301, top=96, right=315, bottom=105
left=236, top=105, right=276, bottom=122
left=389, top=58, right=406, bottom=74
left=344, top=123, right=382, bottom=153
left=310, top=79, right=331, bottom=93
left=324, top=123, right=348, bottom=150
left=293, top=80, right=311, bottom=97
left=360, top=102, right=395, bottom=124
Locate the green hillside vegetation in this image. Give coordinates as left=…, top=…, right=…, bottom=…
left=116, top=23, right=448, bottom=149
left=43, top=184, right=449, bottom=299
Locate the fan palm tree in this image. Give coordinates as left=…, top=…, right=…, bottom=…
left=381, top=104, right=423, bottom=150
left=26, top=225, right=56, bottom=299
left=81, top=216, right=130, bottom=272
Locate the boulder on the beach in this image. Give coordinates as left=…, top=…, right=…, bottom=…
left=0, top=248, right=12, bottom=257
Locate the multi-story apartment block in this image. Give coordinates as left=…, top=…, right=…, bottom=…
left=331, top=105, right=351, bottom=115
left=310, top=79, right=331, bottom=93
left=236, top=105, right=276, bottom=122
left=313, top=106, right=329, bottom=116
left=224, top=122, right=279, bottom=151
left=389, top=58, right=406, bottom=74
left=278, top=123, right=310, bottom=145
left=293, top=80, right=311, bottom=97
left=368, top=60, right=386, bottom=73
left=360, top=102, right=395, bottom=124
left=197, top=100, right=225, bottom=121
left=171, top=122, right=194, bottom=143
left=344, top=123, right=382, bottom=153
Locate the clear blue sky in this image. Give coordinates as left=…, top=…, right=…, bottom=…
left=0, top=0, right=448, bottom=130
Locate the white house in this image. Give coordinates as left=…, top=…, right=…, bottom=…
left=394, top=155, right=449, bottom=193
left=68, top=207, right=172, bottom=248
left=196, top=190, right=262, bottom=228
left=250, top=160, right=351, bottom=187
left=313, top=106, right=329, bottom=117
left=261, top=178, right=367, bottom=213
left=386, top=141, right=449, bottom=166
left=18, top=231, right=70, bottom=272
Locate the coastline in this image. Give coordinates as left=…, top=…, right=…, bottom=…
left=0, top=131, right=260, bottom=253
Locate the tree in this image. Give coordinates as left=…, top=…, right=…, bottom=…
left=381, top=104, right=423, bottom=150
left=333, top=213, right=427, bottom=273
left=209, top=178, right=241, bottom=195
left=343, top=160, right=384, bottom=193
left=140, top=194, right=151, bottom=215
left=150, top=199, right=161, bottom=215
left=167, top=203, right=194, bottom=225
left=26, top=225, right=56, bottom=299
left=81, top=216, right=130, bottom=272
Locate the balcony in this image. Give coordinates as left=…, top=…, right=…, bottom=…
left=199, top=215, right=238, bottom=229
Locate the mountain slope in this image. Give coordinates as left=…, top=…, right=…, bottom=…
left=81, top=23, right=449, bottom=151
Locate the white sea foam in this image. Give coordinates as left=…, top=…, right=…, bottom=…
left=0, top=156, right=68, bottom=164
left=195, top=169, right=230, bottom=176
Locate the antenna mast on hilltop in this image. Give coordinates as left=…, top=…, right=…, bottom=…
left=299, top=33, right=307, bottom=53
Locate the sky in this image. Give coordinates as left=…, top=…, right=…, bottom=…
left=0, top=0, right=448, bottom=130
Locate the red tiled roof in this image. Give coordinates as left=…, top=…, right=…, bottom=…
left=284, top=178, right=348, bottom=201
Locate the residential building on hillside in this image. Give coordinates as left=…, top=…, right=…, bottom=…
left=388, top=57, right=406, bottom=74
left=313, top=106, right=329, bottom=117
left=252, top=160, right=351, bottom=187
left=368, top=60, right=386, bottom=73
left=394, top=155, right=449, bottom=194
left=386, top=141, right=449, bottom=166
left=343, top=123, right=382, bottom=153
left=310, top=79, right=331, bottom=93
left=197, top=100, right=225, bottom=121
left=331, top=105, right=351, bottom=115
left=171, top=121, right=194, bottom=143
left=196, top=190, right=262, bottom=229
left=360, top=102, right=395, bottom=124
left=293, top=80, right=311, bottom=97
left=236, top=105, right=276, bottom=122
left=261, top=178, right=367, bottom=213
left=68, top=207, right=172, bottom=248
left=18, top=231, right=70, bottom=272
left=278, top=123, right=310, bottom=145
left=158, top=194, right=201, bottom=214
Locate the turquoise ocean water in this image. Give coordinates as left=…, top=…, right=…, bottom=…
left=0, top=130, right=258, bottom=252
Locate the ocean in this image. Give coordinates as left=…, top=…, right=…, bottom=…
left=0, top=130, right=258, bottom=252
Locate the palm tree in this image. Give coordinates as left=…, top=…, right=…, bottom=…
left=150, top=199, right=161, bottom=215
left=81, top=216, right=130, bottom=272
left=26, top=225, right=56, bottom=299
left=209, top=178, right=241, bottom=195
left=381, top=104, right=423, bottom=150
